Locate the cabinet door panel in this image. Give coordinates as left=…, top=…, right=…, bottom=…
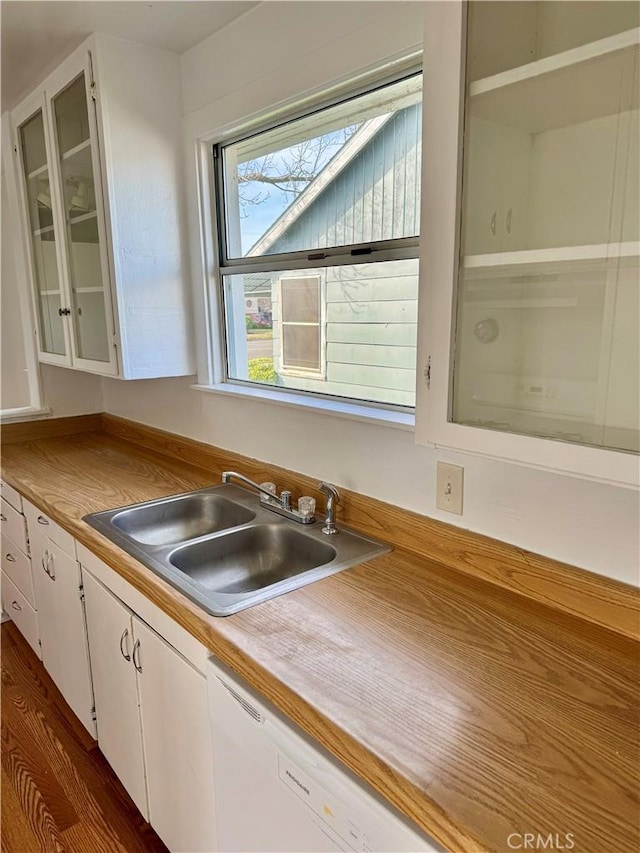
left=14, top=103, right=70, bottom=363
left=1, top=539, right=35, bottom=607
left=34, top=539, right=95, bottom=736
left=135, top=617, right=216, bottom=853
left=2, top=571, right=40, bottom=658
left=83, top=572, right=148, bottom=817
left=49, top=68, right=117, bottom=375
left=1, top=498, right=28, bottom=555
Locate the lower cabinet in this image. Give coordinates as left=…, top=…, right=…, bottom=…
left=1, top=571, right=40, bottom=657
left=83, top=570, right=216, bottom=853
left=83, top=572, right=148, bottom=816
left=31, top=536, right=96, bottom=736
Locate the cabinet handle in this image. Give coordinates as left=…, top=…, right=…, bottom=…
left=132, top=639, right=142, bottom=673
left=119, top=628, right=131, bottom=662
left=57, top=307, right=71, bottom=316
left=46, top=551, right=55, bottom=581
left=41, top=551, right=49, bottom=576
left=11, top=601, right=22, bottom=612
left=490, top=211, right=497, bottom=236
left=506, top=207, right=513, bottom=235
left=5, top=553, right=16, bottom=562
left=37, top=515, right=49, bottom=526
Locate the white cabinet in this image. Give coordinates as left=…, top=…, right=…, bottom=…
left=11, top=34, right=193, bottom=379
left=28, top=508, right=96, bottom=736
left=83, top=572, right=148, bottom=817
left=136, top=618, right=215, bottom=853
left=1, top=573, right=40, bottom=657
left=1, top=489, right=40, bottom=657
left=82, top=558, right=216, bottom=853
left=416, top=1, right=639, bottom=486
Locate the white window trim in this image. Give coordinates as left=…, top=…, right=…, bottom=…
left=194, top=65, right=422, bottom=417
left=190, top=382, right=415, bottom=431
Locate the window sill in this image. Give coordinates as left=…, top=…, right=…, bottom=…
left=191, top=383, right=415, bottom=431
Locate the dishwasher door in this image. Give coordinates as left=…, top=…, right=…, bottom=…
left=207, top=658, right=443, bottom=853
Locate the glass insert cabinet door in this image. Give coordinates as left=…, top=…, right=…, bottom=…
left=17, top=107, right=68, bottom=358
left=50, top=72, right=112, bottom=366
left=451, top=1, right=639, bottom=455
left=14, top=66, right=115, bottom=373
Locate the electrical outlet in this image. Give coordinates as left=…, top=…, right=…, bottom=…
left=436, top=463, right=464, bottom=515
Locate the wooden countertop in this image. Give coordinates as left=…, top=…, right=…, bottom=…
left=2, top=429, right=638, bottom=853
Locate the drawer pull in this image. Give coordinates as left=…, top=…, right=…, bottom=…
left=37, top=516, right=50, bottom=526
left=132, top=639, right=142, bottom=673
left=11, top=601, right=22, bottom=612
left=120, top=628, right=131, bottom=662
left=5, top=553, right=16, bottom=562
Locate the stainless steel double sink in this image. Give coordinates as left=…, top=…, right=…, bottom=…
left=83, top=484, right=390, bottom=616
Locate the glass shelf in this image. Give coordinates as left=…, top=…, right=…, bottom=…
left=62, top=138, right=92, bottom=161
left=469, top=29, right=639, bottom=133
left=69, top=210, right=97, bottom=226
left=463, top=242, right=640, bottom=277
left=27, top=163, right=49, bottom=180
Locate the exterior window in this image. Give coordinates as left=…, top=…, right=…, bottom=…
left=280, top=276, right=322, bottom=374
left=213, top=71, right=422, bottom=409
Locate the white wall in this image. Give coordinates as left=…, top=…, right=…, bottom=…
left=41, top=364, right=103, bottom=416
left=101, top=1, right=639, bottom=587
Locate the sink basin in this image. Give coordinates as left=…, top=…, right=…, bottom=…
left=111, top=493, right=255, bottom=546
left=83, top=483, right=390, bottom=616
left=170, top=524, right=336, bottom=595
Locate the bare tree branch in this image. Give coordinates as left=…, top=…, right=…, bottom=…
left=236, top=125, right=361, bottom=212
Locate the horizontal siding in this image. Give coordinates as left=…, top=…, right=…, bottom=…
left=326, top=322, right=417, bottom=346
left=326, top=259, right=418, bottom=281
left=326, top=277, right=417, bottom=303
left=327, top=342, right=416, bottom=369
left=327, top=299, right=418, bottom=323
left=262, top=372, right=415, bottom=407
left=326, top=362, right=416, bottom=392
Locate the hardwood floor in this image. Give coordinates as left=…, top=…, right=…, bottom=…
left=1, top=621, right=168, bottom=853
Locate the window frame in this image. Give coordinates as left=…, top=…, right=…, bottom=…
left=205, top=64, right=423, bottom=416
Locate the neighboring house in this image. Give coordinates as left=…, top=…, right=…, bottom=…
left=243, top=103, right=422, bottom=407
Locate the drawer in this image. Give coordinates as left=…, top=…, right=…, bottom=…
left=2, top=572, right=40, bottom=659
left=23, top=499, right=76, bottom=558
left=1, top=537, right=36, bottom=608
left=0, top=480, right=23, bottom=513
left=1, top=498, right=28, bottom=556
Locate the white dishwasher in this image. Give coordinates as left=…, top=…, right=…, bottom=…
left=207, top=658, right=444, bottom=853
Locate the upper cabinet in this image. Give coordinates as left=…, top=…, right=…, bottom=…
left=417, top=1, right=639, bottom=487
left=11, top=35, right=194, bottom=379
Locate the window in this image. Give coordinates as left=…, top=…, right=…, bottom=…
left=280, top=276, right=322, bottom=374
left=213, top=71, right=422, bottom=410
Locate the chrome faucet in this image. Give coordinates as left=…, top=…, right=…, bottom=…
left=221, top=471, right=311, bottom=524
left=318, top=482, right=340, bottom=535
